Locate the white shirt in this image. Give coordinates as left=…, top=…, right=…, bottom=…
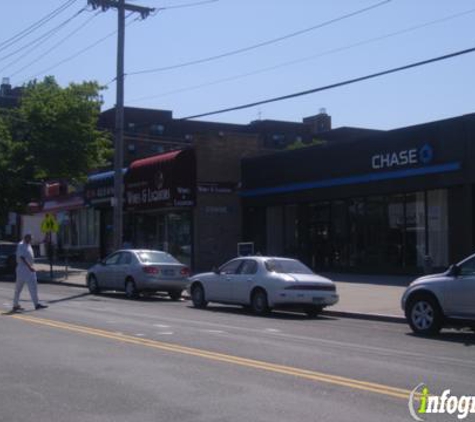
left=16, top=240, right=35, bottom=281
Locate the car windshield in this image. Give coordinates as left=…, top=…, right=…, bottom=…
left=265, top=259, right=314, bottom=274
left=136, top=251, right=178, bottom=264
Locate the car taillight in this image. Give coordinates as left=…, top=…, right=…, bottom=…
left=143, top=266, right=160, bottom=274
left=180, top=267, right=190, bottom=276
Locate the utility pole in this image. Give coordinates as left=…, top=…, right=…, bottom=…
left=88, top=0, right=154, bottom=250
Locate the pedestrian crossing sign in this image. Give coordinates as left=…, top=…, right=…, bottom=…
left=41, top=213, right=60, bottom=233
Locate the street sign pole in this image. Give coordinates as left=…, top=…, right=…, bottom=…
left=87, top=0, right=155, bottom=250
left=48, top=231, right=53, bottom=279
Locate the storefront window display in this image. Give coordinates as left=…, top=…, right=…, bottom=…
left=129, top=211, right=192, bottom=267
left=254, top=189, right=448, bottom=272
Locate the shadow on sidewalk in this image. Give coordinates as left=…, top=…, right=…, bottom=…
left=321, top=272, right=415, bottom=287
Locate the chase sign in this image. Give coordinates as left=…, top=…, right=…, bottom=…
left=371, top=144, right=434, bottom=170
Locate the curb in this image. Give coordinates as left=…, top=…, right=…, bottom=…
left=322, top=309, right=406, bottom=324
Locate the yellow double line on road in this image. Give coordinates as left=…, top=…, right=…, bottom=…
left=11, top=314, right=412, bottom=400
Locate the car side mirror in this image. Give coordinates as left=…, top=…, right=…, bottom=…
left=448, top=264, right=461, bottom=277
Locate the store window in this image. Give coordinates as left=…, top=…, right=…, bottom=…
left=166, top=212, right=192, bottom=267
left=427, top=189, right=448, bottom=267
left=348, top=198, right=365, bottom=268
left=284, top=205, right=298, bottom=257
left=405, top=192, right=426, bottom=267
left=365, top=196, right=388, bottom=267
left=331, top=200, right=348, bottom=268
left=266, top=206, right=283, bottom=256
left=387, top=195, right=405, bottom=267
left=308, top=202, right=331, bottom=269
left=248, top=188, right=448, bottom=273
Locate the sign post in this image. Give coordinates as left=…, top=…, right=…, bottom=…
left=40, top=213, right=60, bottom=279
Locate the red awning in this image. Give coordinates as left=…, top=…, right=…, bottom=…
left=129, top=149, right=182, bottom=170
left=125, top=149, right=196, bottom=211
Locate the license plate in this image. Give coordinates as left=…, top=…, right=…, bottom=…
left=162, top=269, right=175, bottom=276
left=312, top=297, right=324, bottom=304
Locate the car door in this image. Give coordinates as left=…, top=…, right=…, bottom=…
left=229, top=259, right=258, bottom=304
left=115, top=252, right=132, bottom=290
left=447, top=256, right=475, bottom=318
left=100, top=252, right=122, bottom=289
left=207, top=259, right=243, bottom=302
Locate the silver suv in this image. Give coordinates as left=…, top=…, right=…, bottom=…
left=401, top=253, right=475, bottom=335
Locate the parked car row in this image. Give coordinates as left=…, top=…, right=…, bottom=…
left=86, top=251, right=339, bottom=318
left=86, top=249, right=475, bottom=334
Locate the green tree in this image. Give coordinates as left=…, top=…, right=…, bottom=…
left=0, top=77, right=111, bottom=232
left=286, top=138, right=327, bottom=150
left=18, top=76, right=111, bottom=183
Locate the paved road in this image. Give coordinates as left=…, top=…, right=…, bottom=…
left=1, top=280, right=473, bottom=422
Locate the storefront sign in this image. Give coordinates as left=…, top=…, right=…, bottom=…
left=84, top=169, right=124, bottom=206
left=85, top=185, right=114, bottom=202
left=205, top=206, right=231, bottom=214
left=125, top=149, right=196, bottom=211
left=372, top=144, right=433, bottom=170
left=198, top=182, right=235, bottom=194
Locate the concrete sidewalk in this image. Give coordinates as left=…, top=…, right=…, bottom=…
left=320, top=272, right=410, bottom=323
left=35, top=260, right=412, bottom=323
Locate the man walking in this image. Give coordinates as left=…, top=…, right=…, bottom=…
left=12, top=233, right=48, bottom=312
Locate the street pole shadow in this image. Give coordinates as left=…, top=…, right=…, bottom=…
left=46, top=292, right=91, bottom=305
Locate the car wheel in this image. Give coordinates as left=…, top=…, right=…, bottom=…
left=305, top=306, right=323, bottom=318
left=251, top=289, right=270, bottom=316
left=406, top=295, right=443, bottom=336
left=191, top=284, right=208, bottom=309
left=169, top=290, right=182, bottom=301
left=125, top=279, right=138, bottom=299
left=87, top=274, right=100, bottom=294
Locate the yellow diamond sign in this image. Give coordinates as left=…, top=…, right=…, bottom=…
left=41, top=213, right=60, bottom=233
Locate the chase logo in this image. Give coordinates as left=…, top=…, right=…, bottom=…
left=419, top=144, right=434, bottom=164
left=372, top=144, right=434, bottom=170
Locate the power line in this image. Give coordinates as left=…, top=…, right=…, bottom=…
left=127, top=0, right=392, bottom=76
left=20, top=13, right=136, bottom=84
left=0, top=0, right=79, bottom=52
left=129, top=6, right=475, bottom=104
left=9, top=11, right=102, bottom=79
left=0, top=7, right=87, bottom=66
left=181, top=45, right=475, bottom=120
left=155, top=0, right=219, bottom=11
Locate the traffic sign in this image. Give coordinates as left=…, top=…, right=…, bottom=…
left=41, top=213, right=59, bottom=233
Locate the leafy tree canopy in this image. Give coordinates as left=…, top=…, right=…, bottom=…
left=18, top=76, right=111, bottom=183
left=286, top=138, right=327, bottom=150
left=0, top=76, right=112, bottom=227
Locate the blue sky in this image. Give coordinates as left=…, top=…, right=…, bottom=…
left=1, top=0, right=474, bottom=130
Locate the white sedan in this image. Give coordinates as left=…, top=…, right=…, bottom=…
left=189, top=256, right=339, bottom=317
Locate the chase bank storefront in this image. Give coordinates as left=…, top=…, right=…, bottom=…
left=241, top=114, right=475, bottom=273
